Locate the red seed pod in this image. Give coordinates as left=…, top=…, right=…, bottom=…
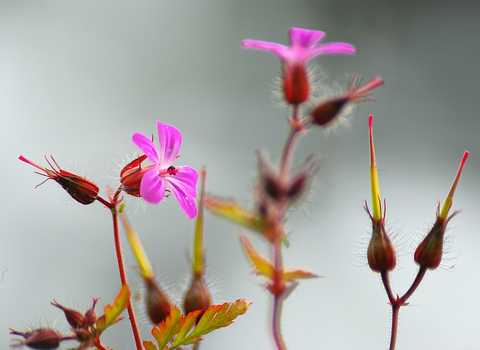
left=19, top=155, right=99, bottom=205
left=310, top=76, right=384, bottom=127
left=120, top=155, right=150, bottom=197
left=365, top=204, right=396, bottom=273
left=414, top=211, right=458, bottom=270
left=283, top=62, right=309, bottom=105
left=311, top=97, right=348, bottom=126
left=183, top=274, right=211, bottom=323
left=145, top=277, right=172, bottom=324
left=50, top=300, right=85, bottom=329
left=10, top=328, right=63, bottom=350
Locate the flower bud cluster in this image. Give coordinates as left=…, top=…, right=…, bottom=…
left=51, top=298, right=99, bottom=345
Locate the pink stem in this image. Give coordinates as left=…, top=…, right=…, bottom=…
left=272, top=293, right=287, bottom=350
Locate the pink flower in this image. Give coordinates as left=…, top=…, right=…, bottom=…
left=242, top=28, right=356, bottom=105
left=132, top=121, right=198, bottom=219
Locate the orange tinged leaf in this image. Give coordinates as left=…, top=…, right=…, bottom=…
left=96, top=284, right=130, bottom=333
left=240, top=234, right=274, bottom=278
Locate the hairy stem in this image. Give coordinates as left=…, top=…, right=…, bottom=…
left=111, top=211, right=142, bottom=350
left=384, top=267, right=428, bottom=350
left=381, top=271, right=395, bottom=305
left=389, top=304, right=400, bottom=350
left=280, top=105, right=302, bottom=174
left=401, top=267, right=427, bottom=303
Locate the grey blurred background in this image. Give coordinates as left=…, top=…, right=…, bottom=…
left=1, top=1, right=479, bottom=349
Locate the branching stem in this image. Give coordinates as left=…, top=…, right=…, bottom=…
left=381, top=267, right=428, bottom=350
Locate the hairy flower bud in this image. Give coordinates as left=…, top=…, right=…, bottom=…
left=283, top=62, right=309, bottom=105
left=145, top=277, right=172, bottom=324
left=10, top=328, right=63, bottom=350
left=365, top=204, right=396, bottom=273
left=256, top=150, right=320, bottom=206
left=19, top=155, right=99, bottom=205
left=310, top=76, right=384, bottom=128
left=50, top=300, right=84, bottom=329
left=83, top=298, right=99, bottom=328
left=183, top=274, right=211, bottom=323
left=414, top=209, right=458, bottom=270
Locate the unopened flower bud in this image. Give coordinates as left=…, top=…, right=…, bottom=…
left=10, top=328, right=63, bottom=350
left=286, top=154, right=321, bottom=204
left=145, top=277, right=172, bottom=324
left=120, top=155, right=151, bottom=197
left=310, top=76, right=384, bottom=127
left=19, top=155, right=99, bottom=205
left=50, top=300, right=84, bottom=329
left=83, top=298, right=99, bottom=328
left=183, top=274, right=211, bottom=323
left=283, top=62, right=309, bottom=105
left=365, top=204, right=396, bottom=273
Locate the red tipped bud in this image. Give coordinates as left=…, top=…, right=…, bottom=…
left=414, top=209, right=458, bottom=270
left=50, top=300, right=84, bottom=329
left=10, top=328, right=63, bottom=350
left=145, top=277, right=172, bottom=324
left=19, top=155, right=99, bottom=205
left=310, top=76, right=384, bottom=127
left=283, top=62, right=309, bottom=105
left=365, top=203, right=396, bottom=273
left=120, top=155, right=151, bottom=197
left=183, top=274, right=211, bottom=323
left=83, top=298, right=99, bottom=328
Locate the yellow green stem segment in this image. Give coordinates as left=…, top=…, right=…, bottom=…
left=192, top=168, right=207, bottom=276
left=369, top=115, right=382, bottom=221
left=439, top=151, right=469, bottom=219
left=118, top=213, right=154, bottom=280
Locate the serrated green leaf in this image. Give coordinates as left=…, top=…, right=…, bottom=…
left=148, top=300, right=250, bottom=350
left=96, top=284, right=130, bottom=333
left=186, top=299, right=251, bottom=339
left=170, top=310, right=202, bottom=348
left=151, top=306, right=183, bottom=350
left=143, top=340, right=157, bottom=350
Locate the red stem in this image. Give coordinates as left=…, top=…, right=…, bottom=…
left=389, top=304, right=400, bottom=350
left=381, top=267, right=428, bottom=350
left=280, top=105, right=302, bottom=174
left=400, top=267, right=427, bottom=304
left=111, top=206, right=143, bottom=350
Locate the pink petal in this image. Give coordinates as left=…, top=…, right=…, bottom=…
left=140, top=167, right=166, bottom=204
left=309, top=42, right=357, bottom=57
left=165, top=166, right=198, bottom=219
left=132, top=133, right=160, bottom=164
left=289, top=28, right=326, bottom=48
left=241, top=40, right=289, bottom=60
left=156, top=121, right=182, bottom=167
